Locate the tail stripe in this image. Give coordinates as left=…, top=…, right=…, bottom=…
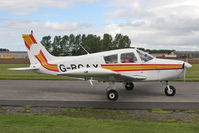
left=23, top=34, right=37, bottom=50
left=24, top=41, right=30, bottom=50
left=35, top=50, right=59, bottom=72
left=29, top=34, right=37, bottom=44
left=40, top=51, right=57, bottom=67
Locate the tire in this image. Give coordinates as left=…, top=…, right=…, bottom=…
left=125, top=82, right=134, bottom=90
left=107, top=89, right=119, bottom=101
left=165, top=85, right=176, bottom=96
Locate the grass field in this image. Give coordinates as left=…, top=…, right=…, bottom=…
left=0, top=114, right=198, bottom=133
left=0, top=64, right=198, bottom=81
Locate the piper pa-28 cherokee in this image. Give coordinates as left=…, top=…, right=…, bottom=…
left=9, top=32, right=192, bottom=101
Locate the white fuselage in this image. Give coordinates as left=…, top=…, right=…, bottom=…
left=34, top=48, right=185, bottom=82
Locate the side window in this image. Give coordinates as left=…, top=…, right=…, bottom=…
left=104, top=54, right=118, bottom=64
left=121, top=53, right=137, bottom=63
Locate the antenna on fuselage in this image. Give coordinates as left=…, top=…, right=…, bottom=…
left=79, top=44, right=90, bottom=54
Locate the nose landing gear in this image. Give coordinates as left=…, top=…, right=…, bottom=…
left=163, top=81, right=176, bottom=96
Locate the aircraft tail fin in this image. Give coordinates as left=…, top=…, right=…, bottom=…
left=9, top=31, right=59, bottom=72
left=22, top=32, right=55, bottom=65
left=21, top=32, right=59, bottom=72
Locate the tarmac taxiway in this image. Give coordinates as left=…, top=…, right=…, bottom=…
left=0, top=80, right=198, bottom=109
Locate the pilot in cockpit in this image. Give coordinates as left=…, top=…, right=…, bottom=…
left=125, top=54, right=135, bottom=63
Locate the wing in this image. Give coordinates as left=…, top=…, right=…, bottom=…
left=57, top=68, right=147, bottom=82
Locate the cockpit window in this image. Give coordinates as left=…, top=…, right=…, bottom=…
left=136, top=50, right=154, bottom=62
left=121, top=52, right=137, bottom=63
left=104, top=54, right=118, bottom=64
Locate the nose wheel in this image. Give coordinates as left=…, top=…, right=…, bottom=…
left=165, top=85, right=176, bottom=96
left=163, top=81, right=176, bottom=96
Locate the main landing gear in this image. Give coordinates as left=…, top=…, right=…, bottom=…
left=163, top=81, right=176, bottom=96
left=124, top=82, right=134, bottom=90
left=106, top=82, right=118, bottom=101
left=107, top=89, right=119, bottom=101
left=106, top=82, right=134, bottom=101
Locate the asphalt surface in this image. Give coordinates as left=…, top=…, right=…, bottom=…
left=0, top=80, right=199, bottom=109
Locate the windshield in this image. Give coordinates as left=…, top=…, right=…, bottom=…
left=136, top=50, right=154, bottom=62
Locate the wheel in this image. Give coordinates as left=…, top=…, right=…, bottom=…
left=107, top=89, right=119, bottom=101
left=125, top=82, right=134, bottom=90
left=165, top=85, right=176, bottom=96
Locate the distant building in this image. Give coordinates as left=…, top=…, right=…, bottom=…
left=0, top=51, right=28, bottom=59
left=175, top=51, right=199, bottom=58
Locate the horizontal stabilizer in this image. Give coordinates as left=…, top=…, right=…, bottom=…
left=58, top=68, right=118, bottom=77
left=8, top=67, right=39, bottom=71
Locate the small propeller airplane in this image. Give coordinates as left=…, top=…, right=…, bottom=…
left=9, top=32, right=192, bottom=101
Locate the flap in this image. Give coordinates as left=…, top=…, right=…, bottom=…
left=118, top=73, right=147, bottom=81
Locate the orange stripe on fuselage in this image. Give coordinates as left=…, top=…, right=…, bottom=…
left=35, top=50, right=59, bottom=72
left=101, top=64, right=183, bottom=72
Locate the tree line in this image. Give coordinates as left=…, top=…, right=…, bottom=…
left=0, top=48, right=9, bottom=52
left=40, top=33, right=131, bottom=56
left=1, top=33, right=174, bottom=55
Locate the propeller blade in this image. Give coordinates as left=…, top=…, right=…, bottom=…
left=186, top=56, right=188, bottom=63
left=184, top=67, right=187, bottom=82
left=183, top=54, right=192, bottom=82
left=183, top=60, right=192, bottom=82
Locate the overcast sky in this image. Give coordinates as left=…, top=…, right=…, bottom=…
left=0, top=0, right=199, bottom=51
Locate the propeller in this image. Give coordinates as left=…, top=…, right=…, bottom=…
left=183, top=56, right=192, bottom=82
left=183, top=62, right=187, bottom=82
